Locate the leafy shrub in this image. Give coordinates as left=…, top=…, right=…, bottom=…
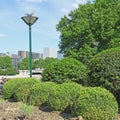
left=2, top=78, right=40, bottom=99
left=19, top=103, right=34, bottom=116
left=71, top=87, right=118, bottom=120
left=5, top=67, right=18, bottom=75
left=28, top=82, right=57, bottom=106
left=42, top=58, right=89, bottom=84
left=14, top=85, right=31, bottom=103
left=48, top=82, right=82, bottom=112
left=88, top=47, right=120, bottom=104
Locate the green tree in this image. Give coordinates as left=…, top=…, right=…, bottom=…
left=65, top=44, right=95, bottom=64
left=33, top=58, right=45, bottom=69
left=18, top=58, right=29, bottom=70
left=0, top=56, right=12, bottom=69
left=44, top=57, right=58, bottom=68
left=57, top=0, right=120, bottom=55
left=42, top=58, right=89, bottom=84
left=0, top=56, right=18, bottom=75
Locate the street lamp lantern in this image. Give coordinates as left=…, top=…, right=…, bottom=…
left=21, top=13, right=38, bottom=77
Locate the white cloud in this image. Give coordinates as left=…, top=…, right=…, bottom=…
left=60, top=8, right=69, bottom=13
left=24, top=0, right=47, bottom=3
left=76, top=0, right=87, bottom=4
left=0, top=34, right=7, bottom=37
left=72, top=3, right=79, bottom=9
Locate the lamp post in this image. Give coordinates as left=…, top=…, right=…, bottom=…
left=21, top=13, right=38, bottom=77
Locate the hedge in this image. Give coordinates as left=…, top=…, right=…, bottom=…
left=42, top=58, right=89, bottom=85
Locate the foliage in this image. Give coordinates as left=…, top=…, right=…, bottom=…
left=2, top=79, right=118, bottom=119
left=0, top=98, right=5, bottom=106
left=0, top=56, right=18, bottom=75
left=19, top=103, right=34, bottom=116
left=65, top=44, right=95, bottom=64
left=28, top=82, right=57, bottom=106
left=14, top=85, right=31, bottom=103
left=108, top=38, right=120, bottom=48
left=18, top=58, right=29, bottom=70
left=18, top=57, right=59, bottom=70
left=71, top=87, right=118, bottom=120
left=2, top=78, right=40, bottom=99
left=0, top=56, right=12, bottom=69
left=57, top=0, right=120, bottom=56
left=32, top=58, right=44, bottom=69
left=5, top=67, right=18, bottom=75
left=42, top=58, right=89, bottom=84
left=48, top=82, right=82, bottom=112
left=88, top=47, right=120, bottom=105
left=43, top=57, right=59, bottom=68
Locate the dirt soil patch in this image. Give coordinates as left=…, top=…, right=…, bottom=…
left=0, top=100, right=74, bottom=120
left=0, top=99, right=120, bottom=120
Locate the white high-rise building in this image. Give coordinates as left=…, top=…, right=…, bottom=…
left=43, top=47, right=57, bottom=59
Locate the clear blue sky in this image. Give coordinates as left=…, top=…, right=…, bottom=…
left=0, top=0, right=92, bottom=54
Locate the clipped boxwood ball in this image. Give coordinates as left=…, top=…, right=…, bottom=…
left=42, top=58, right=89, bottom=84
left=71, top=87, right=118, bottom=120
left=88, top=47, right=120, bottom=91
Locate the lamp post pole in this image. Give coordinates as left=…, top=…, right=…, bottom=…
left=29, top=25, right=32, bottom=77
left=21, top=13, right=38, bottom=77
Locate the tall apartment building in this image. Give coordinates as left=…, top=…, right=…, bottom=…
left=32, top=52, right=40, bottom=60
left=18, top=51, right=40, bottom=60
left=43, top=47, right=57, bottom=59
left=18, top=51, right=26, bottom=59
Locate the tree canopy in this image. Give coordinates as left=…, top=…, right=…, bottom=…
left=57, top=0, right=120, bottom=55
left=18, top=57, right=59, bottom=70
left=0, top=56, right=18, bottom=75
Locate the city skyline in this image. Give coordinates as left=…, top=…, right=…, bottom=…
left=0, top=47, right=63, bottom=59
left=0, top=0, right=92, bottom=54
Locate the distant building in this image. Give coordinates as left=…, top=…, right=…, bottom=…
left=11, top=54, right=22, bottom=70
left=43, top=47, right=57, bottom=59
left=18, top=50, right=40, bottom=60
left=18, top=51, right=26, bottom=59
left=26, top=51, right=29, bottom=58
left=32, top=52, right=40, bottom=60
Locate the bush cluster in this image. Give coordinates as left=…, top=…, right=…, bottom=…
left=2, top=78, right=40, bottom=100
left=88, top=47, right=120, bottom=105
left=71, top=87, right=118, bottom=120
left=2, top=79, right=118, bottom=120
left=41, top=58, right=89, bottom=85
left=28, top=82, right=57, bottom=106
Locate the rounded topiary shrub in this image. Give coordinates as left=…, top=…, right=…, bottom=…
left=14, top=84, right=31, bottom=103
left=88, top=47, right=120, bottom=104
left=3, top=78, right=40, bottom=99
left=48, top=82, right=83, bottom=112
left=28, top=82, right=57, bottom=106
left=41, top=58, right=89, bottom=84
left=71, top=87, right=118, bottom=120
